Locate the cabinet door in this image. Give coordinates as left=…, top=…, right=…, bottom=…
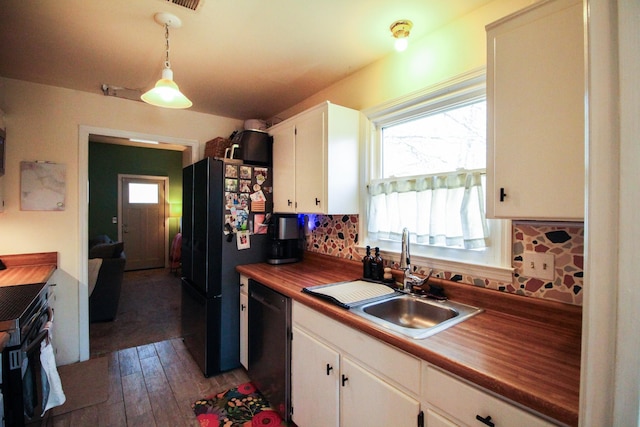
left=271, top=122, right=297, bottom=213
left=487, top=0, right=584, bottom=220
left=426, top=409, right=459, bottom=427
left=291, top=326, right=340, bottom=427
left=294, top=107, right=326, bottom=213
left=239, top=291, right=248, bottom=369
left=341, top=355, right=420, bottom=427
left=425, top=366, right=554, bottom=427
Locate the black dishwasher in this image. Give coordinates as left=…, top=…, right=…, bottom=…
left=248, top=280, right=291, bottom=421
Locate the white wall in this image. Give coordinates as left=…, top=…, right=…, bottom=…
left=0, top=77, right=242, bottom=364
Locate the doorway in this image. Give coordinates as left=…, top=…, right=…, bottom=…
left=79, top=126, right=198, bottom=361
left=119, top=175, right=168, bottom=271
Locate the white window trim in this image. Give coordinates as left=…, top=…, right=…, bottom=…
left=359, top=67, right=513, bottom=283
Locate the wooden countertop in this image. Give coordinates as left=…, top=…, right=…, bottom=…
left=237, top=252, right=581, bottom=426
left=0, top=252, right=57, bottom=286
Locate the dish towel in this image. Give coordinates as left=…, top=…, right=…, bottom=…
left=21, top=356, right=36, bottom=419
left=40, top=322, right=66, bottom=415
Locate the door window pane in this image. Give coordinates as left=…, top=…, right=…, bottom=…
left=129, top=183, right=158, bottom=204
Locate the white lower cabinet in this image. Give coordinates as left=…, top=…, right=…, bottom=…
left=340, top=355, right=420, bottom=427
left=291, top=326, right=340, bottom=427
left=292, top=301, right=421, bottom=427
left=422, top=365, right=555, bottom=427
left=239, top=275, right=249, bottom=370
left=291, top=300, right=561, bottom=427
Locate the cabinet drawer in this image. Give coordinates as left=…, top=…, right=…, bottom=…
left=293, top=301, right=421, bottom=396
left=424, top=365, right=556, bottom=427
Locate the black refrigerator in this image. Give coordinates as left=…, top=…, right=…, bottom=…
left=181, top=157, right=272, bottom=377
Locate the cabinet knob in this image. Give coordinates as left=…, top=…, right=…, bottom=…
left=499, top=187, right=508, bottom=202
left=341, top=374, right=349, bottom=386
left=475, top=415, right=495, bottom=427
left=315, top=198, right=321, bottom=206
left=241, top=304, right=246, bottom=311
left=326, top=364, right=333, bottom=375
left=287, top=199, right=292, bottom=206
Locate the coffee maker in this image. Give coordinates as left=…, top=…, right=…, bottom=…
left=266, top=214, right=304, bottom=265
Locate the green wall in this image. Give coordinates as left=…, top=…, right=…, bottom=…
left=88, top=142, right=183, bottom=250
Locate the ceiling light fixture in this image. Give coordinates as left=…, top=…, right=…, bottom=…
left=390, top=20, right=413, bottom=52
left=141, top=12, right=192, bottom=109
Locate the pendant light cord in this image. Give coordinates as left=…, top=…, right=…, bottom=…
left=164, top=23, right=171, bottom=69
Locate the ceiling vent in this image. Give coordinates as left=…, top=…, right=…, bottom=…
left=165, top=0, right=201, bottom=11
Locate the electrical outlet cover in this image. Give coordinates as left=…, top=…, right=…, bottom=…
left=537, top=252, right=555, bottom=281
left=522, top=251, right=555, bottom=281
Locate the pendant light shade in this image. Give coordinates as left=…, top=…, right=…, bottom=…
left=141, top=12, right=192, bottom=109
left=141, top=67, right=192, bottom=109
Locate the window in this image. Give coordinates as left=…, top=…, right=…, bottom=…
left=381, top=101, right=486, bottom=178
left=363, top=70, right=511, bottom=278
left=128, top=183, right=159, bottom=204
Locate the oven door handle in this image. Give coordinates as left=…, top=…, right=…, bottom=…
left=23, top=307, right=54, bottom=355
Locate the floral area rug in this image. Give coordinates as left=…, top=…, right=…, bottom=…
left=192, top=381, right=285, bottom=427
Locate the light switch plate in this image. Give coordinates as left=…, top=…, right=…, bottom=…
left=522, top=251, right=555, bottom=281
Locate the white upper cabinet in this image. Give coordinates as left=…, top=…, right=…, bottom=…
left=269, top=101, right=360, bottom=214
left=270, top=121, right=297, bottom=213
left=486, top=0, right=585, bottom=220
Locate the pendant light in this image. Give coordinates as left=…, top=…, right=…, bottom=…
left=141, top=12, right=192, bottom=109
left=390, top=20, right=413, bottom=52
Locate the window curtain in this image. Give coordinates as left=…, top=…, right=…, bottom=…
left=367, top=171, right=489, bottom=249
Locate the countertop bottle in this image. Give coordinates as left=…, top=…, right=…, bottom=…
left=362, top=246, right=373, bottom=279
left=373, top=247, right=384, bottom=281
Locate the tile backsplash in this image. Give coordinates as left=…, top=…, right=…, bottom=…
left=303, top=214, right=584, bottom=306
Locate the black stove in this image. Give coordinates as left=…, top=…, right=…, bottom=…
left=0, top=282, right=48, bottom=346
left=1, top=282, right=51, bottom=427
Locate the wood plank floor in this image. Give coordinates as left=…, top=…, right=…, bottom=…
left=42, top=269, right=249, bottom=426
left=43, top=338, right=249, bottom=427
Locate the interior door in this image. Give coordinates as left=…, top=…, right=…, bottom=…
left=121, top=176, right=166, bottom=270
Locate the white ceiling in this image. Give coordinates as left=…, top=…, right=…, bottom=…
left=0, top=0, right=495, bottom=120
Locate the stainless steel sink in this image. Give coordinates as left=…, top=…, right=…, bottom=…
left=350, top=293, right=482, bottom=339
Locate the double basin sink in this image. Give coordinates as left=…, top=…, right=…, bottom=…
left=350, top=292, right=483, bottom=339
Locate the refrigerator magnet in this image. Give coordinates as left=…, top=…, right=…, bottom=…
left=240, top=166, right=251, bottom=179
left=240, top=179, right=252, bottom=193
left=254, top=214, right=268, bottom=234
left=239, top=194, right=249, bottom=209
left=237, top=230, right=250, bottom=250
left=225, top=192, right=239, bottom=209
left=250, top=190, right=266, bottom=202
left=225, top=164, right=238, bottom=178
left=251, top=200, right=265, bottom=212
left=225, top=178, right=238, bottom=192
left=254, top=167, right=268, bottom=185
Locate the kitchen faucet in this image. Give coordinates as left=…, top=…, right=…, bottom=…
left=400, top=228, right=430, bottom=292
